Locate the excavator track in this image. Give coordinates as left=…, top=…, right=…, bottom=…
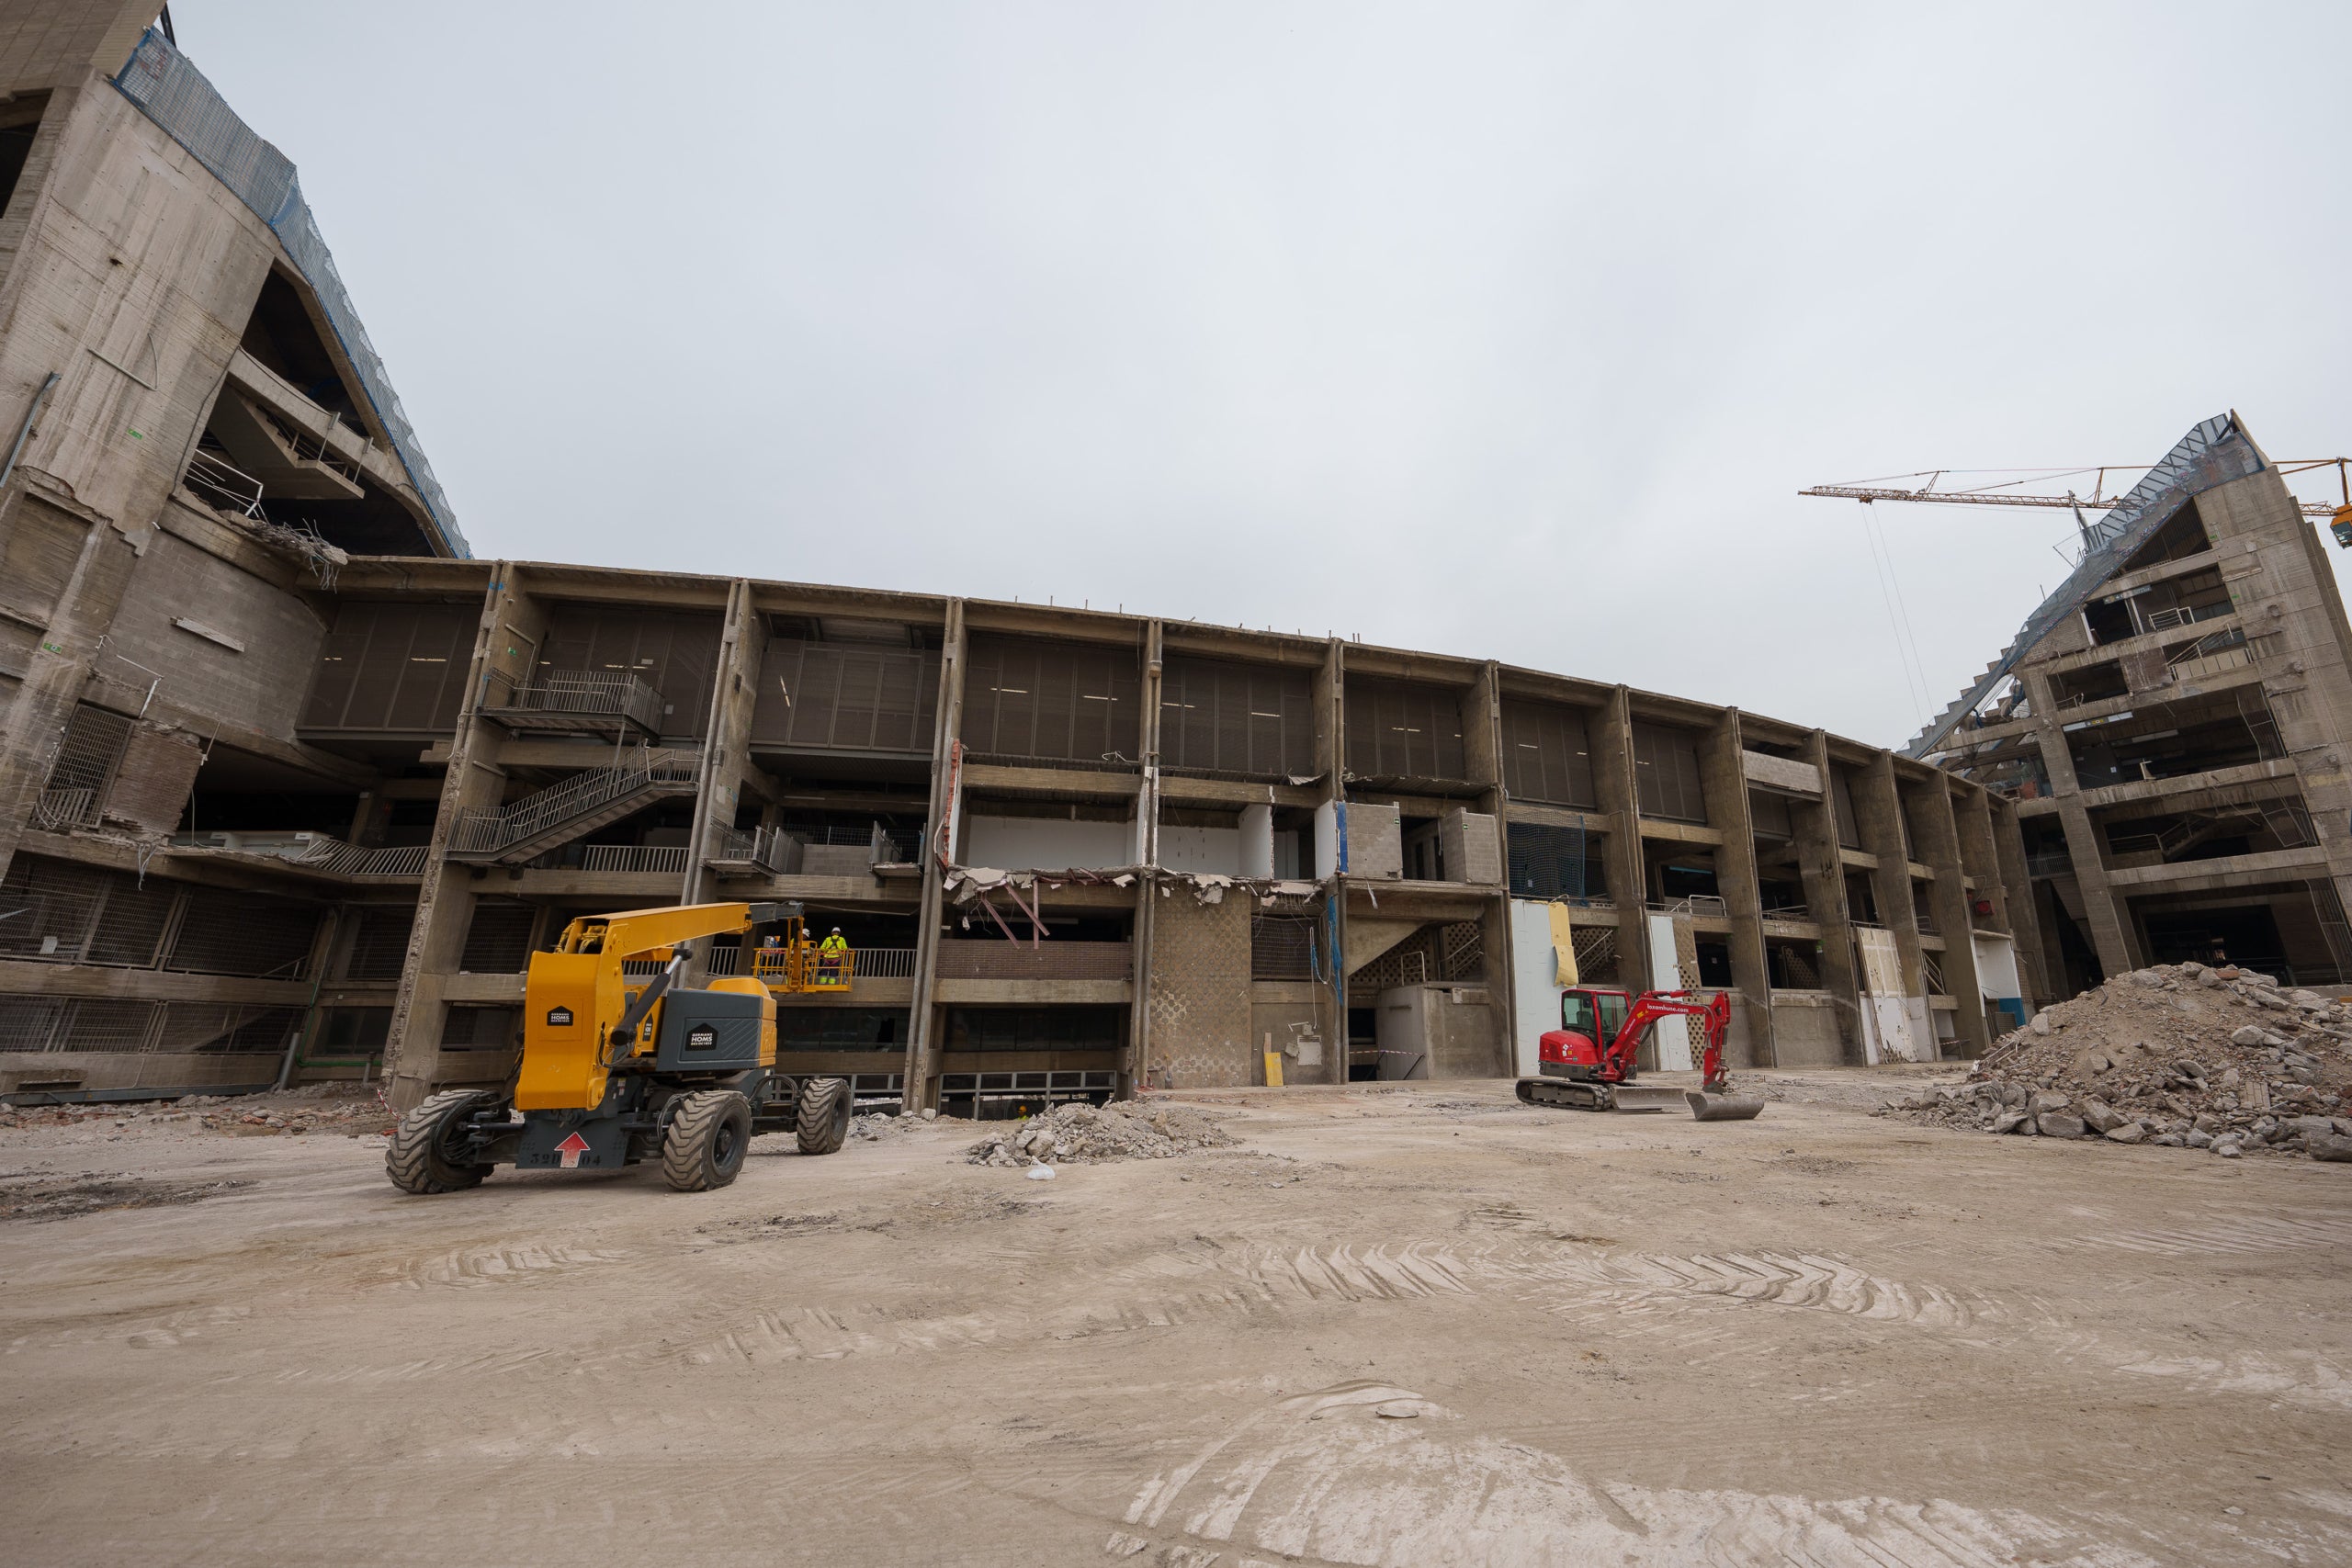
left=1514, top=1077, right=1619, bottom=1112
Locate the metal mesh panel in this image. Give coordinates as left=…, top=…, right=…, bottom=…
left=53, top=999, right=160, bottom=1052
left=0, top=855, right=107, bottom=961
left=1572, top=926, right=1619, bottom=985
left=111, top=30, right=467, bottom=558
left=341, top=905, right=414, bottom=981
left=0, top=997, right=67, bottom=1050
left=166, top=889, right=320, bottom=977
left=46, top=705, right=133, bottom=795
left=1343, top=678, right=1467, bottom=782
left=1632, top=723, right=1706, bottom=822
left=85, top=873, right=176, bottom=967
left=1499, top=700, right=1596, bottom=807
left=539, top=607, right=723, bottom=739
left=1507, top=820, right=1597, bottom=900
left=1161, top=658, right=1315, bottom=778
left=754, top=640, right=940, bottom=752
left=962, top=637, right=1141, bottom=763
left=300, top=600, right=477, bottom=732
left=458, top=898, right=537, bottom=973
left=1250, top=914, right=1318, bottom=980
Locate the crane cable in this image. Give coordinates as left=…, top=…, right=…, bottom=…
left=1857, top=505, right=1933, bottom=727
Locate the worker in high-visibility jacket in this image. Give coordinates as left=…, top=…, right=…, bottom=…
left=818, top=926, right=849, bottom=984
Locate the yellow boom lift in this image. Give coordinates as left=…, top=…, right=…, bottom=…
left=386, top=900, right=855, bottom=1194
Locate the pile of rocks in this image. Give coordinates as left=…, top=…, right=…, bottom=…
left=1892, top=964, right=2351, bottom=1160
left=967, top=1099, right=1235, bottom=1167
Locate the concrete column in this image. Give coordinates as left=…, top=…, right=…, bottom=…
left=903, top=600, right=967, bottom=1108
left=1855, top=752, right=1929, bottom=1049
left=1125, top=620, right=1163, bottom=1097
left=384, top=564, right=535, bottom=1111
left=680, top=580, right=762, bottom=919
left=1795, top=732, right=1862, bottom=1061
left=1984, top=796, right=2045, bottom=1009
left=1590, top=687, right=1651, bottom=991
left=1315, top=637, right=1347, bottom=1084
left=2022, top=667, right=2134, bottom=976
left=1908, top=773, right=1987, bottom=1057
left=1699, top=713, right=1774, bottom=1066
left=0, top=492, right=142, bottom=884
left=1465, top=660, right=1516, bottom=1064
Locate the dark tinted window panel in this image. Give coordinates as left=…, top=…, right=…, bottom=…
left=539, top=606, right=723, bottom=739
left=458, top=898, right=537, bottom=973
left=1498, top=700, right=1595, bottom=807
left=300, top=600, right=476, bottom=733
left=1344, top=678, right=1467, bottom=782
left=167, top=890, right=321, bottom=977
left=1632, top=723, right=1706, bottom=823
left=443, top=1006, right=518, bottom=1048
left=342, top=905, right=415, bottom=981
left=1161, top=657, right=1315, bottom=778
left=316, top=1007, right=392, bottom=1054
left=962, top=637, right=1140, bottom=763
left=753, top=640, right=940, bottom=753
left=944, top=1007, right=1124, bottom=1052
left=776, top=1009, right=909, bottom=1051
left=1747, top=789, right=1794, bottom=840
left=1507, top=821, right=1606, bottom=899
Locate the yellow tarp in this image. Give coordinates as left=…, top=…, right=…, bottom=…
left=1548, top=902, right=1578, bottom=987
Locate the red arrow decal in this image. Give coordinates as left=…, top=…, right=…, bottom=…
left=555, top=1132, right=592, bottom=1168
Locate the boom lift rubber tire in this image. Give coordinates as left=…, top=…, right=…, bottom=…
left=796, top=1076, right=851, bottom=1156
left=386, top=1089, right=500, bottom=1194
left=662, top=1089, right=753, bottom=1191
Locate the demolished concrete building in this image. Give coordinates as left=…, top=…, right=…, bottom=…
left=1918, top=417, right=2352, bottom=1001
left=0, top=14, right=2043, bottom=1110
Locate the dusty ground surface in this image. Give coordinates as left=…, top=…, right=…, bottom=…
left=4, top=1068, right=2349, bottom=1567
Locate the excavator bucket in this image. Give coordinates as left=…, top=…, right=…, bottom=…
left=1685, top=1089, right=1766, bottom=1122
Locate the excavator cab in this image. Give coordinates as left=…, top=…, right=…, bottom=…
left=1541, top=988, right=1634, bottom=1081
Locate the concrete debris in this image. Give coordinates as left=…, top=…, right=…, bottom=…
left=851, top=1113, right=921, bottom=1142
left=1885, top=964, right=2351, bottom=1161
left=967, top=1099, right=1236, bottom=1167
left=0, top=1082, right=392, bottom=1138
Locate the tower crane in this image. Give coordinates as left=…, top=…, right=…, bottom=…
left=1800, top=458, right=2352, bottom=545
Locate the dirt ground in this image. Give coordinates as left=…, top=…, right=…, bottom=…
left=5, top=1068, right=2350, bottom=1567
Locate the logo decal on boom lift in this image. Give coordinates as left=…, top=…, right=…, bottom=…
left=546, top=1006, right=574, bottom=1026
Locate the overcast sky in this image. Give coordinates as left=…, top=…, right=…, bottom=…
left=185, top=2, right=2351, bottom=750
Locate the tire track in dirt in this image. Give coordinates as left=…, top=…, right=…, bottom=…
left=2084, top=1213, right=2352, bottom=1258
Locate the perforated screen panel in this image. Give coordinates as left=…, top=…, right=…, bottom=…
left=1344, top=678, right=1467, bottom=782
left=1499, top=700, right=1595, bottom=807
left=1161, top=657, right=1315, bottom=778
left=1632, top=723, right=1706, bottom=823
left=300, top=600, right=477, bottom=733
left=754, top=639, right=940, bottom=752
left=962, top=637, right=1141, bottom=763
left=540, top=606, right=723, bottom=739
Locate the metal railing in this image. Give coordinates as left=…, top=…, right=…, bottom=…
left=183, top=448, right=264, bottom=518
left=1650, top=895, right=1729, bottom=919
left=753, top=948, right=857, bottom=991
left=30, top=788, right=96, bottom=831
left=708, top=826, right=792, bottom=874
left=448, top=750, right=698, bottom=857
left=168, top=832, right=427, bottom=876
left=481, top=668, right=664, bottom=734
left=1759, top=904, right=1813, bottom=922
left=2144, top=600, right=2232, bottom=633
left=579, top=844, right=690, bottom=875
left=2027, top=849, right=2075, bottom=877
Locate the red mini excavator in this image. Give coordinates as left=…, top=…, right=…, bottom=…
left=1515, top=987, right=1765, bottom=1122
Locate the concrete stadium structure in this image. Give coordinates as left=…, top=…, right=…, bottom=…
left=0, top=13, right=2045, bottom=1109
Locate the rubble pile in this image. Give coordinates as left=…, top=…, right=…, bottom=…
left=967, top=1099, right=1235, bottom=1167
left=0, top=1083, right=393, bottom=1137
left=1893, top=964, right=2352, bottom=1161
